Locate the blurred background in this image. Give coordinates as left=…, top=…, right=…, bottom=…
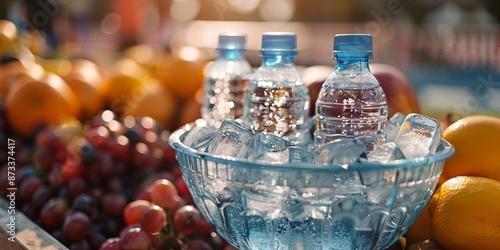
left=1, top=0, right=499, bottom=117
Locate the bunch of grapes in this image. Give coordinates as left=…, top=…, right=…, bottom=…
left=0, top=110, right=234, bottom=250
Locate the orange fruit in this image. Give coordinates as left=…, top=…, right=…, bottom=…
left=36, top=56, right=72, bottom=76
left=5, top=72, right=80, bottom=138
left=441, top=115, right=500, bottom=182
left=122, top=81, right=176, bottom=129
left=156, top=54, right=205, bottom=100
left=106, top=58, right=152, bottom=111
left=176, top=90, right=203, bottom=128
left=0, top=61, right=44, bottom=98
left=403, top=201, right=432, bottom=245
left=429, top=176, right=500, bottom=249
left=123, top=44, right=158, bottom=71
left=61, top=59, right=107, bottom=119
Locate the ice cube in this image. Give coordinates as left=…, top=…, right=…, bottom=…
left=313, top=139, right=366, bottom=167
left=247, top=132, right=290, bottom=164
left=242, top=185, right=288, bottom=219
left=207, top=119, right=255, bottom=158
left=182, top=119, right=217, bottom=150
left=394, top=113, right=442, bottom=159
left=385, top=112, right=406, bottom=142
left=367, top=142, right=405, bottom=164
left=289, top=146, right=315, bottom=164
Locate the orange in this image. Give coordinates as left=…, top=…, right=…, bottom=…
left=441, top=115, right=500, bottom=182
left=5, top=72, right=80, bottom=138
left=156, top=54, right=205, bottom=100
left=0, top=61, right=44, bottom=98
left=62, top=59, right=107, bottom=119
left=36, top=56, right=72, bottom=76
left=403, top=201, right=432, bottom=245
left=106, top=58, right=152, bottom=111
left=123, top=44, right=158, bottom=71
left=428, top=176, right=500, bottom=249
left=122, top=80, right=176, bottom=129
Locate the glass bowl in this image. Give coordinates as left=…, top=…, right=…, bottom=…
left=169, top=124, right=454, bottom=250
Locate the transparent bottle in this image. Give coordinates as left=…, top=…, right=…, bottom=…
left=314, top=34, right=388, bottom=150
left=244, top=32, right=310, bottom=144
left=201, top=33, right=253, bottom=125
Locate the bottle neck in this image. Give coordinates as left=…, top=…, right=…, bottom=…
left=261, top=54, right=296, bottom=67
left=334, top=59, right=370, bottom=73
left=218, top=49, right=246, bottom=60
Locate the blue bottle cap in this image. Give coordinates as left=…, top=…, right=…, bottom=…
left=261, top=32, right=297, bottom=55
left=218, top=33, right=247, bottom=50
left=333, top=34, right=373, bottom=60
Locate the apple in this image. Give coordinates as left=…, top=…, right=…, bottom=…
left=302, top=65, right=334, bottom=117
left=303, top=63, right=420, bottom=118
left=370, top=63, right=420, bottom=117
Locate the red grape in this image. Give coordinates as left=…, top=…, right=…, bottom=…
left=31, top=185, right=54, bottom=208
left=86, top=126, right=110, bottom=150
left=102, top=193, right=127, bottom=217
left=70, top=239, right=91, bottom=250
left=140, top=204, right=167, bottom=234
left=132, top=142, right=152, bottom=167
left=72, top=194, right=97, bottom=219
left=18, top=176, right=42, bottom=201
left=40, top=198, right=68, bottom=229
left=185, top=239, right=214, bottom=250
left=35, top=147, right=54, bottom=171
left=87, top=231, right=107, bottom=249
left=67, top=177, right=87, bottom=198
left=119, top=227, right=151, bottom=250
left=99, top=237, right=120, bottom=250
left=123, top=200, right=151, bottom=225
left=173, top=205, right=203, bottom=235
left=111, top=135, right=131, bottom=161
left=175, top=177, right=190, bottom=197
left=148, top=179, right=179, bottom=210
left=62, top=211, right=91, bottom=241
left=61, top=154, right=85, bottom=183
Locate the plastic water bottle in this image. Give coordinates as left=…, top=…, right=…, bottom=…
left=314, top=34, right=388, bottom=150
left=201, top=33, right=253, bottom=125
left=243, top=32, right=310, bottom=144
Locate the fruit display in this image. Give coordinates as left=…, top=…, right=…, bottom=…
left=1, top=17, right=500, bottom=250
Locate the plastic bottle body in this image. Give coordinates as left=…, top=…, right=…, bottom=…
left=202, top=50, right=252, bottom=124
left=314, top=35, right=388, bottom=150
left=244, top=55, right=310, bottom=144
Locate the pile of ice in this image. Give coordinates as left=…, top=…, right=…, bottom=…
left=181, top=113, right=442, bottom=167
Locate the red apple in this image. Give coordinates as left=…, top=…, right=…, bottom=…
left=370, top=63, right=420, bottom=117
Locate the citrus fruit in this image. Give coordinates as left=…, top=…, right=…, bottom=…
left=429, top=176, right=500, bottom=249
left=176, top=90, right=202, bottom=128
left=106, top=58, right=152, bottom=111
left=62, top=59, right=107, bottom=119
left=122, top=81, right=176, bottom=129
left=156, top=54, right=205, bottom=100
left=403, top=201, right=432, bottom=245
left=441, top=115, right=500, bottom=182
left=0, top=61, right=44, bottom=98
left=123, top=44, right=158, bottom=71
left=5, top=72, right=80, bottom=138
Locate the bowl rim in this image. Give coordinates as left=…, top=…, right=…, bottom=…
left=168, top=123, right=455, bottom=171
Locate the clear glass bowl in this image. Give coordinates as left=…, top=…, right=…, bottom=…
left=169, top=124, right=455, bottom=250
